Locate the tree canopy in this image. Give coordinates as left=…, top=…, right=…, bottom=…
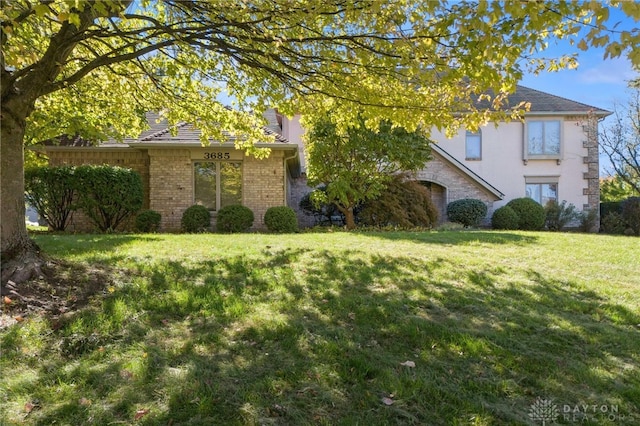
left=305, top=116, right=433, bottom=229
left=2, top=0, right=640, bottom=282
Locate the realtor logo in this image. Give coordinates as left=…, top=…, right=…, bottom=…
left=529, top=397, right=559, bottom=425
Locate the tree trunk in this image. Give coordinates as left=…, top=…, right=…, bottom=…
left=338, top=205, right=357, bottom=230
left=1, top=99, right=44, bottom=285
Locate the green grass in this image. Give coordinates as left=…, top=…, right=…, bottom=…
left=1, top=230, right=639, bottom=425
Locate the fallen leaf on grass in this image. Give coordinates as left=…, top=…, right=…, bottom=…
left=400, top=360, right=416, bottom=368
left=381, top=397, right=394, bottom=406
left=3, top=296, right=11, bottom=304
left=134, top=408, right=150, bottom=420
left=79, top=397, right=92, bottom=406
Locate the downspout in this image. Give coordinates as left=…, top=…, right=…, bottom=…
left=283, top=148, right=298, bottom=206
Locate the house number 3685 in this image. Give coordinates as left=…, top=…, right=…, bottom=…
left=204, top=152, right=231, bottom=159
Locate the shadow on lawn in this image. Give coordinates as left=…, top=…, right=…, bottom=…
left=3, top=247, right=639, bottom=425
left=358, top=230, right=540, bottom=246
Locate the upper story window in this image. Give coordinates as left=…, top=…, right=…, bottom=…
left=526, top=120, right=561, bottom=159
left=465, top=129, right=482, bottom=160
left=194, top=161, right=242, bottom=210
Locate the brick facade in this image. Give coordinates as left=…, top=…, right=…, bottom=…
left=46, top=147, right=290, bottom=232
left=416, top=153, right=500, bottom=225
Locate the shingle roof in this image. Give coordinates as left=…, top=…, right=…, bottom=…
left=476, top=85, right=611, bottom=116
left=40, top=134, right=94, bottom=147
left=108, top=109, right=289, bottom=146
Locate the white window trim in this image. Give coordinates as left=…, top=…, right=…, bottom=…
left=523, top=118, right=564, bottom=164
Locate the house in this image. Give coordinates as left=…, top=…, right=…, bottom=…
left=43, top=110, right=305, bottom=231
left=41, top=85, right=610, bottom=231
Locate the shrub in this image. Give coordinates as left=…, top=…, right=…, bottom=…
left=135, top=209, right=162, bottom=233
left=74, top=165, right=143, bottom=232
left=545, top=200, right=578, bottom=231
left=358, top=175, right=438, bottom=228
left=506, top=197, right=545, bottom=230
left=600, top=201, right=622, bottom=219
left=446, top=198, right=487, bottom=228
left=25, top=166, right=77, bottom=231
left=181, top=205, right=211, bottom=233
left=491, top=206, right=520, bottom=230
left=264, top=206, right=299, bottom=233
left=578, top=208, right=599, bottom=233
left=216, top=205, right=254, bottom=233
left=601, top=212, right=627, bottom=235
left=621, top=197, right=640, bottom=236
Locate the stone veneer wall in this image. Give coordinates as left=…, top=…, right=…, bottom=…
left=580, top=115, right=601, bottom=232
left=46, top=149, right=150, bottom=231
left=416, top=154, right=499, bottom=225
left=288, top=173, right=316, bottom=228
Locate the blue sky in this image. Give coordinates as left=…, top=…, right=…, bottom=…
left=520, top=7, right=638, bottom=120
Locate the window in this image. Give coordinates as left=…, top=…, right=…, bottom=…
left=527, top=120, right=561, bottom=157
left=465, top=130, right=482, bottom=160
left=526, top=182, right=558, bottom=206
left=194, top=161, right=242, bottom=210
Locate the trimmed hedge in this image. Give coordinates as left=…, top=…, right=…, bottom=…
left=506, top=197, right=545, bottom=230
left=264, top=206, right=299, bottom=233
left=25, top=164, right=143, bottom=232
left=25, top=166, right=77, bottom=231
left=491, top=206, right=520, bottom=230
left=181, top=205, right=211, bottom=233
left=216, top=205, right=254, bottom=233
left=621, top=197, right=640, bottom=236
left=135, top=209, right=162, bottom=233
left=446, top=198, right=487, bottom=227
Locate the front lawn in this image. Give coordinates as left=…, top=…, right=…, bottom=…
left=1, top=230, right=638, bottom=425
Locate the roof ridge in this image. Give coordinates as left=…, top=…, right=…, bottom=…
left=140, top=120, right=189, bottom=141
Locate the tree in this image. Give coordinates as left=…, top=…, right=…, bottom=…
left=601, top=175, right=638, bottom=202
left=305, top=115, right=432, bottom=229
left=600, top=85, right=640, bottom=197
left=2, top=1, right=640, bottom=283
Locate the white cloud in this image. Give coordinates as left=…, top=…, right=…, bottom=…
left=577, top=57, right=638, bottom=85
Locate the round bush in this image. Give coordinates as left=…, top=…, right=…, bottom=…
left=216, top=205, right=254, bottom=233
left=446, top=198, right=487, bottom=227
left=506, top=197, right=545, bottom=230
left=181, top=204, right=211, bottom=233
left=135, top=209, right=162, bottom=233
left=264, top=206, right=299, bottom=233
left=491, top=206, right=520, bottom=230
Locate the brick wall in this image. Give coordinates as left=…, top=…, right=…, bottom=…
left=242, top=152, right=286, bottom=229
left=147, top=149, right=193, bottom=231
left=416, top=155, right=498, bottom=225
